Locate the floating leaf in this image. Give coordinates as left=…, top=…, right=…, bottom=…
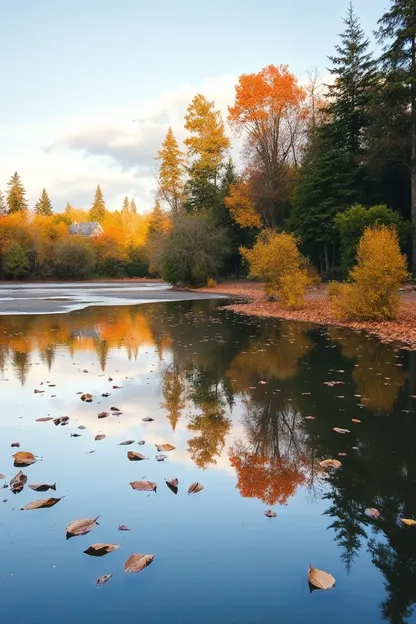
left=265, top=509, right=277, bottom=518
left=165, top=478, right=178, bottom=494
left=308, top=565, right=336, bottom=590
left=66, top=516, right=100, bottom=538
left=400, top=518, right=416, bottom=527
left=81, top=394, right=93, bottom=402
left=130, top=480, right=157, bottom=492
left=10, top=470, right=27, bottom=493
left=35, top=417, right=53, bottom=422
left=351, top=418, right=361, bottom=423
left=155, top=443, right=175, bottom=452
left=0, top=474, right=5, bottom=479
left=29, top=483, right=56, bottom=492
left=12, top=451, right=36, bottom=467
left=119, top=440, right=135, bottom=446
left=11, top=442, right=20, bottom=448
left=305, top=416, right=315, bottom=420
left=96, top=574, right=112, bottom=587
left=188, top=482, right=204, bottom=495
left=127, top=451, right=147, bottom=461
left=84, top=543, right=120, bottom=557
left=34, top=389, right=44, bottom=394
left=95, top=434, right=106, bottom=441
left=53, top=416, right=69, bottom=426
left=319, top=459, right=342, bottom=469
left=124, top=553, right=155, bottom=573
left=98, top=412, right=109, bottom=419
left=137, top=440, right=145, bottom=445
left=21, top=497, right=63, bottom=510
left=365, top=508, right=380, bottom=519
left=142, top=417, right=154, bottom=422
left=110, top=406, right=120, bottom=411
left=118, top=525, right=130, bottom=531
left=156, top=454, right=167, bottom=462
left=333, top=427, right=351, bottom=434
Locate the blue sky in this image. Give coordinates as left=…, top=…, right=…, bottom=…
left=0, top=0, right=389, bottom=211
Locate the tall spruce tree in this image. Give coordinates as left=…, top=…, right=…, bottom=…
left=130, top=199, right=137, bottom=214
left=121, top=196, right=130, bottom=213
left=89, top=185, right=106, bottom=223
left=6, top=172, right=28, bottom=214
left=34, top=188, right=53, bottom=216
left=0, top=190, right=6, bottom=215
left=291, top=4, right=375, bottom=273
left=377, top=0, right=416, bottom=274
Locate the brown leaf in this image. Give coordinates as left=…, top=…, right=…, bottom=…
left=156, top=454, right=167, bottom=462
left=34, top=389, right=44, bottom=394
left=29, top=483, right=56, bottom=492
left=130, top=480, right=157, bottom=492
left=265, top=509, right=277, bottom=518
left=165, top=478, right=179, bottom=494
left=95, top=434, right=106, bottom=441
left=0, top=474, right=5, bottom=479
left=400, top=518, right=416, bottom=526
left=96, top=574, right=112, bottom=587
left=188, top=482, right=204, bottom=495
left=319, top=459, right=342, bottom=469
left=53, top=416, right=69, bottom=426
left=98, top=412, right=109, bottom=419
left=124, top=553, right=155, bottom=573
left=351, top=418, right=361, bottom=423
left=142, top=417, right=154, bottom=422
left=155, top=443, right=175, bottom=452
left=10, top=470, right=27, bottom=493
left=21, top=497, right=63, bottom=510
left=12, top=451, right=37, bottom=467
left=308, top=565, right=336, bottom=590
left=11, top=442, right=20, bottom=448
left=127, top=451, right=147, bottom=461
left=66, top=516, right=100, bottom=538
left=118, top=525, right=130, bottom=531
left=119, top=440, right=135, bottom=446
left=35, top=417, right=54, bottom=422
left=365, top=508, right=380, bottom=519
left=81, top=393, right=93, bottom=402
left=84, top=543, right=120, bottom=557
left=332, top=427, right=351, bottom=434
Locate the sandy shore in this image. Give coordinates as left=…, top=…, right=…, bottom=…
left=196, top=280, right=416, bottom=350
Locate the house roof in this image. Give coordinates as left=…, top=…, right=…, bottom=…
left=68, top=221, right=101, bottom=236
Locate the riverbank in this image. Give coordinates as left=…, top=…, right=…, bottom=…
left=196, top=280, right=416, bottom=350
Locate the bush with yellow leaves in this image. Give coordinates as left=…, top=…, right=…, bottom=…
left=241, top=231, right=315, bottom=308
left=330, top=226, right=408, bottom=321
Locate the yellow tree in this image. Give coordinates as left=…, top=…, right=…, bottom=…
left=156, top=127, right=185, bottom=216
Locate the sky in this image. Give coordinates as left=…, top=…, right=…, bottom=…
left=0, top=0, right=389, bottom=213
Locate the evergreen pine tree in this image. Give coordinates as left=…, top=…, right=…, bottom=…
left=130, top=199, right=137, bottom=214
left=88, top=185, right=106, bottom=223
left=34, top=188, right=53, bottom=216
left=6, top=172, right=28, bottom=214
left=0, top=190, right=6, bottom=215
left=121, top=196, right=130, bottom=213
left=64, top=202, right=72, bottom=214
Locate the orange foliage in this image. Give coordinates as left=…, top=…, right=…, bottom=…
left=224, top=181, right=261, bottom=229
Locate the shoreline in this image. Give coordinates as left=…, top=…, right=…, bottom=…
left=195, top=280, right=416, bottom=350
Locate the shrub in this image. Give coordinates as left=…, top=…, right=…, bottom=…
left=206, top=278, right=217, bottom=288
left=241, top=231, right=315, bottom=308
left=3, top=242, right=30, bottom=279
left=330, top=226, right=409, bottom=321
left=54, top=239, right=96, bottom=279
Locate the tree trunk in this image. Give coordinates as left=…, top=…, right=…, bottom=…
left=411, top=34, right=416, bottom=276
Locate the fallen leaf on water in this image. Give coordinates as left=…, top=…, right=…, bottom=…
left=119, top=440, right=135, bottom=446
left=188, top=482, right=204, bottom=495
left=98, top=412, right=109, bottom=419
left=54, top=416, right=69, bottom=426
left=155, top=443, right=175, bottom=452
left=338, top=452, right=347, bottom=457
left=130, top=480, right=157, bottom=492
left=110, top=407, right=120, bottom=411
left=351, top=419, right=361, bottom=423
left=66, top=516, right=100, bottom=538
left=137, top=440, right=145, bottom=445
left=305, top=416, right=315, bottom=420
left=11, top=442, right=20, bottom=448
left=118, top=525, right=130, bottom=531
left=142, top=417, right=154, bottom=422
left=95, top=435, right=106, bottom=441
left=112, top=385, right=122, bottom=390
left=102, top=393, right=110, bottom=398
left=333, top=427, right=351, bottom=434
left=0, top=474, right=5, bottom=479
left=13, top=451, right=36, bottom=467
left=319, top=459, right=342, bottom=469
left=78, top=425, right=86, bottom=430
left=124, top=553, right=155, bottom=573
left=96, top=574, right=112, bottom=587
left=81, top=394, right=93, bottom=402
left=10, top=470, right=27, bottom=493
left=84, top=543, right=120, bottom=557
left=265, top=509, right=277, bottom=518
left=34, top=389, right=44, bottom=394
left=35, top=417, right=53, bottom=422
left=365, top=508, right=380, bottom=519
left=400, top=518, right=416, bottom=527
left=127, top=451, right=147, bottom=461
left=29, top=483, right=56, bottom=492
left=308, top=565, right=336, bottom=590
left=21, top=497, right=63, bottom=510
left=166, top=478, right=178, bottom=494
left=156, top=454, right=167, bottom=462
left=71, top=433, right=81, bottom=438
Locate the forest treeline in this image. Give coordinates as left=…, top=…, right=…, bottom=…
left=0, top=0, right=415, bottom=282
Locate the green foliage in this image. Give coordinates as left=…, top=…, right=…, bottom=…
left=34, top=188, right=53, bottom=216
left=336, top=204, right=410, bottom=274
left=3, top=242, right=30, bottom=279
left=161, top=211, right=229, bottom=286
left=330, top=226, right=409, bottom=320
left=7, top=172, right=28, bottom=214
left=125, top=246, right=148, bottom=277
left=88, top=185, right=106, bottom=223
left=54, top=240, right=96, bottom=279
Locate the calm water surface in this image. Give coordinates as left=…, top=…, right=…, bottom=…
left=0, top=299, right=416, bottom=624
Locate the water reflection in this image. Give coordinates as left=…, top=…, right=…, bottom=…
left=0, top=302, right=415, bottom=623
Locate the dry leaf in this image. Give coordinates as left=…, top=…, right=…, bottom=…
left=124, top=553, right=155, bottom=573
left=319, top=459, right=342, bottom=469
left=12, top=451, right=36, bottom=467
left=53, top=416, right=69, bottom=426
left=155, top=443, right=175, bottom=452
left=118, top=525, right=130, bottom=531
left=365, top=508, right=380, bottom=519
left=95, top=434, right=106, bottom=441
left=21, top=497, right=63, bottom=510
left=308, top=565, right=336, bottom=590
left=81, top=393, right=93, bottom=402
left=333, top=427, right=351, bottom=434
left=351, top=419, right=361, bottom=423
left=265, top=509, right=277, bottom=518
left=166, top=478, right=179, bottom=494
left=400, top=518, right=416, bottom=526
left=84, top=543, right=120, bottom=557
left=305, top=416, right=315, bottom=420
left=98, top=412, right=109, bottom=419
left=142, top=417, right=154, bottom=422
left=66, top=516, right=100, bottom=538
left=130, top=480, right=157, bottom=492
left=35, top=417, right=53, bottom=422
left=188, top=482, right=204, bottom=495
left=11, top=442, right=20, bottom=448
left=119, top=440, right=135, bottom=446
left=96, top=574, right=112, bottom=587
left=138, top=440, right=145, bottom=445
left=29, top=483, right=56, bottom=492
left=10, top=470, right=27, bottom=493
left=127, top=451, right=147, bottom=461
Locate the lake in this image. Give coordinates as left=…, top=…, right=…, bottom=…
left=0, top=294, right=416, bottom=624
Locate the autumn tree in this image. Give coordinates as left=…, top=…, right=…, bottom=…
left=121, top=196, right=130, bottom=214
left=34, top=188, right=53, bottom=216
left=145, top=199, right=169, bottom=275
left=7, top=172, right=28, bottom=214
left=89, top=185, right=106, bottom=223
left=64, top=202, right=72, bottom=214
left=227, top=65, right=306, bottom=228
left=0, top=190, right=7, bottom=215
left=130, top=199, right=137, bottom=214
left=156, top=127, right=185, bottom=215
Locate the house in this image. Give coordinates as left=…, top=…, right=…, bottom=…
left=68, top=221, right=103, bottom=237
